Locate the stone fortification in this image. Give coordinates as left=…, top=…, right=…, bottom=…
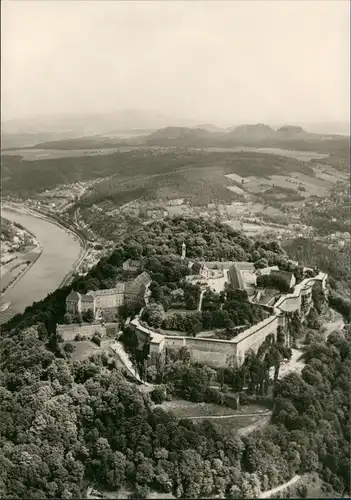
left=130, top=273, right=328, bottom=368
left=165, top=335, right=238, bottom=368
left=57, top=323, right=106, bottom=342
left=57, top=322, right=119, bottom=342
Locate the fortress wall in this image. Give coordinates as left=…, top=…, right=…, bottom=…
left=274, top=273, right=327, bottom=314
left=276, top=295, right=301, bottom=313
left=146, top=274, right=327, bottom=368
left=164, top=314, right=285, bottom=368
left=235, top=315, right=280, bottom=366
left=165, top=335, right=237, bottom=368
left=185, top=337, right=237, bottom=368
left=164, top=336, right=186, bottom=349
left=185, top=337, right=236, bottom=353
left=190, top=350, right=236, bottom=368
left=57, top=323, right=106, bottom=341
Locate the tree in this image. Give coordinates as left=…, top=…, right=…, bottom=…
left=185, top=295, right=198, bottom=310
left=135, top=460, right=154, bottom=485
left=255, top=258, right=269, bottom=269
left=73, top=312, right=83, bottom=324
left=150, top=385, right=167, bottom=404
left=63, top=312, right=73, bottom=324
left=141, top=304, right=165, bottom=328
left=82, top=309, right=95, bottom=323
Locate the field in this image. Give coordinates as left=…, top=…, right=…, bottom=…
left=93, top=488, right=176, bottom=500
left=155, top=398, right=271, bottom=434
left=240, top=172, right=331, bottom=199
left=156, top=398, right=268, bottom=417
left=198, top=146, right=329, bottom=161
left=68, top=340, right=103, bottom=362
left=212, top=414, right=271, bottom=436
left=224, top=160, right=347, bottom=204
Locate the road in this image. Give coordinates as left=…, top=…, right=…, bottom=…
left=259, top=474, right=301, bottom=499
left=323, top=317, right=345, bottom=339
left=182, top=411, right=271, bottom=420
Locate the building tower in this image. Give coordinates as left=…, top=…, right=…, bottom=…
left=181, top=242, right=186, bottom=261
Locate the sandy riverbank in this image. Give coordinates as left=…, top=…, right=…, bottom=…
left=0, top=206, right=83, bottom=323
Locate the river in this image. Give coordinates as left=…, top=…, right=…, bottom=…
left=0, top=208, right=82, bottom=323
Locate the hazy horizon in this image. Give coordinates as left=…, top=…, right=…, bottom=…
left=1, top=0, right=349, bottom=126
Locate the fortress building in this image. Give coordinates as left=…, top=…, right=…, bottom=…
left=122, top=259, right=141, bottom=274
left=129, top=272, right=328, bottom=369
left=66, top=271, right=152, bottom=321
left=66, top=291, right=95, bottom=316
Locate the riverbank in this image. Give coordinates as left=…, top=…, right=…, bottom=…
left=24, top=207, right=89, bottom=288
left=3, top=204, right=89, bottom=288
left=0, top=245, right=42, bottom=296
left=0, top=207, right=83, bottom=324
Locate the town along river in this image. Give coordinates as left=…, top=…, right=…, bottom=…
left=0, top=208, right=82, bottom=325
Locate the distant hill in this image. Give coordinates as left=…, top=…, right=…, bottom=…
left=194, top=124, right=226, bottom=133
left=226, top=123, right=277, bottom=141
left=277, top=125, right=306, bottom=137
left=16, top=121, right=349, bottom=152
left=143, top=126, right=217, bottom=147
left=278, top=125, right=305, bottom=133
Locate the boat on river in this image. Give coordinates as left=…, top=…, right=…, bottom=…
left=0, top=301, right=11, bottom=312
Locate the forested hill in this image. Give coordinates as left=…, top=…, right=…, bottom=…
left=0, top=313, right=350, bottom=498
left=2, top=149, right=317, bottom=198
left=0, top=218, right=350, bottom=498
left=1, top=218, right=288, bottom=334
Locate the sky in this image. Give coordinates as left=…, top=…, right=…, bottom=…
left=1, top=0, right=349, bottom=126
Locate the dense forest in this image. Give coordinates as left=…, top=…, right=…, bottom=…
left=1, top=218, right=350, bottom=498
left=0, top=321, right=350, bottom=498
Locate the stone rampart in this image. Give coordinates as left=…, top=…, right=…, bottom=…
left=233, top=315, right=281, bottom=366
left=274, top=272, right=326, bottom=314
left=164, top=335, right=237, bottom=367
left=164, top=316, right=281, bottom=368
left=133, top=273, right=328, bottom=368
left=57, top=323, right=106, bottom=341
